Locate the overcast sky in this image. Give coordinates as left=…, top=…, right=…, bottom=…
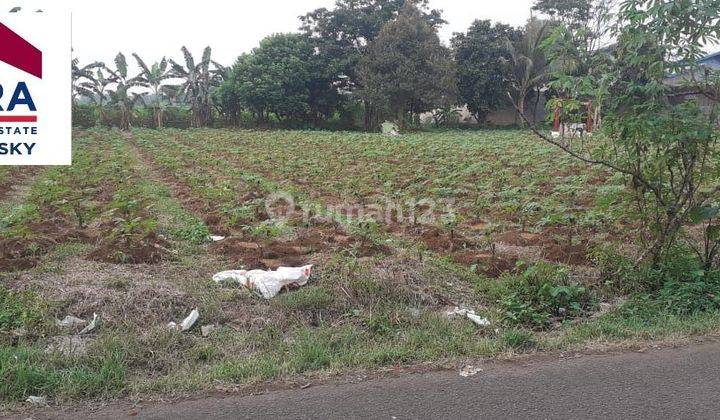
left=70, top=0, right=535, bottom=68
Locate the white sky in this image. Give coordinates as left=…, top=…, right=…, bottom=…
left=68, top=0, right=535, bottom=68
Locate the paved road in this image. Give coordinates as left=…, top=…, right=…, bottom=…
left=20, top=342, right=720, bottom=419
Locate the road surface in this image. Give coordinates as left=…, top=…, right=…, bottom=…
left=17, top=342, right=720, bottom=419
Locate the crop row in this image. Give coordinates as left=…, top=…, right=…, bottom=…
left=0, top=131, right=193, bottom=270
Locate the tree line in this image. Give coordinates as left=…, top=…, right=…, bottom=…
left=72, top=0, right=600, bottom=131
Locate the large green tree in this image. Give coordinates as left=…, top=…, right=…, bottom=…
left=227, top=33, right=337, bottom=125
left=300, top=0, right=444, bottom=129
left=534, top=0, right=617, bottom=77
left=452, top=20, right=520, bottom=123
left=359, top=2, right=456, bottom=131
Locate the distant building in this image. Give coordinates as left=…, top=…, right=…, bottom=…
left=665, top=50, right=720, bottom=113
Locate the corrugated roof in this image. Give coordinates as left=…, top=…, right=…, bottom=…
left=699, top=51, right=720, bottom=69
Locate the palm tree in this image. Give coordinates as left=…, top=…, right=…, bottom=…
left=71, top=58, right=103, bottom=104
left=106, top=53, right=147, bottom=130
left=505, top=19, right=553, bottom=125
left=133, top=54, right=172, bottom=129
left=75, top=66, right=116, bottom=126
left=72, top=58, right=106, bottom=125
left=169, top=46, right=223, bottom=127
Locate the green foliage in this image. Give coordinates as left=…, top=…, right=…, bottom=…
left=275, top=287, right=335, bottom=312
left=622, top=253, right=720, bottom=317
left=360, top=2, right=456, bottom=130
left=133, top=54, right=172, bottom=128
left=492, top=263, right=592, bottom=327
left=106, top=53, right=148, bottom=130
left=451, top=20, right=519, bottom=122
left=655, top=276, right=720, bottom=315
left=501, top=329, right=537, bottom=350
left=538, top=0, right=720, bottom=270
left=0, top=345, right=126, bottom=401
left=169, top=46, right=223, bottom=127
left=228, top=33, right=339, bottom=125
left=300, top=0, right=444, bottom=91
left=367, top=313, right=395, bottom=336
left=505, top=18, right=554, bottom=124
left=0, top=287, right=47, bottom=335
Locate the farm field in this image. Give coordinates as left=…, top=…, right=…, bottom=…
left=1, top=128, right=718, bottom=405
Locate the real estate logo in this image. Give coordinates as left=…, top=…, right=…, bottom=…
left=0, top=7, right=71, bottom=165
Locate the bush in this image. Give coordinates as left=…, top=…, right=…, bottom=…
left=625, top=267, right=720, bottom=317
left=72, top=104, right=96, bottom=128
left=0, top=287, right=48, bottom=338
left=493, top=263, right=593, bottom=328
left=656, top=276, right=720, bottom=315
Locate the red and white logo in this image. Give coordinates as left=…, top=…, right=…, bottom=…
left=0, top=6, right=71, bottom=165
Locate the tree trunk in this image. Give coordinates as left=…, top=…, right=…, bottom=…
left=157, top=107, right=164, bottom=129
left=396, top=107, right=406, bottom=132
left=363, top=100, right=374, bottom=132
left=517, top=93, right=526, bottom=127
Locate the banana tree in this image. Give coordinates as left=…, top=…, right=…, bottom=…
left=169, top=46, right=223, bottom=127
left=71, top=58, right=103, bottom=104
left=106, top=53, right=148, bottom=130
left=75, top=66, right=116, bottom=126
left=133, top=54, right=172, bottom=128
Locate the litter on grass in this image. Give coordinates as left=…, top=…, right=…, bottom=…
left=213, top=265, right=313, bottom=299
left=459, top=365, right=483, bottom=377
left=56, top=315, right=87, bottom=328
left=209, top=235, right=226, bottom=242
left=26, top=396, right=47, bottom=405
left=78, top=313, right=99, bottom=335
left=168, top=308, right=199, bottom=332
left=381, top=121, right=400, bottom=136
left=201, top=324, right=217, bottom=337
left=446, top=307, right=491, bottom=327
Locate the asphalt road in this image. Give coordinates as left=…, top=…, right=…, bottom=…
left=19, top=342, right=720, bottom=419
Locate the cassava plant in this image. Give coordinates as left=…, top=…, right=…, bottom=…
left=514, top=0, right=720, bottom=269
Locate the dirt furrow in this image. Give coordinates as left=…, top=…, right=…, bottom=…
left=0, top=166, right=42, bottom=205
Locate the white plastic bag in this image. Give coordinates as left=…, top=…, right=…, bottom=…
left=168, top=308, right=199, bottom=332
left=445, top=307, right=490, bottom=327
left=78, top=313, right=99, bottom=335
left=213, top=265, right=313, bottom=299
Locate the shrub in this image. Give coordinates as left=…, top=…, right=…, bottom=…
left=494, top=263, right=592, bottom=327
left=72, top=104, right=96, bottom=128
left=0, top=287, right=48, bottom=337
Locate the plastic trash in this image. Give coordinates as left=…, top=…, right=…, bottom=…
left=445, top=307, right=490, bottom=327
left=466, top=312, right=491, bottom=327
left=381, top=121, right=400, bottom=136
left=209, top=235, right=225, bottom=242
left=26, top=396, right=47, bottom=405
left=213, top=265, right=313, bottom=299
left=168, top=308, right=199, bottom=332
left=56, top=315, right=87, bottom=328
left=78, top=313, right=98, bottom=335
left=201, top=324, right=217, bottom=337
left=459, top=365, right=483, bottom=377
